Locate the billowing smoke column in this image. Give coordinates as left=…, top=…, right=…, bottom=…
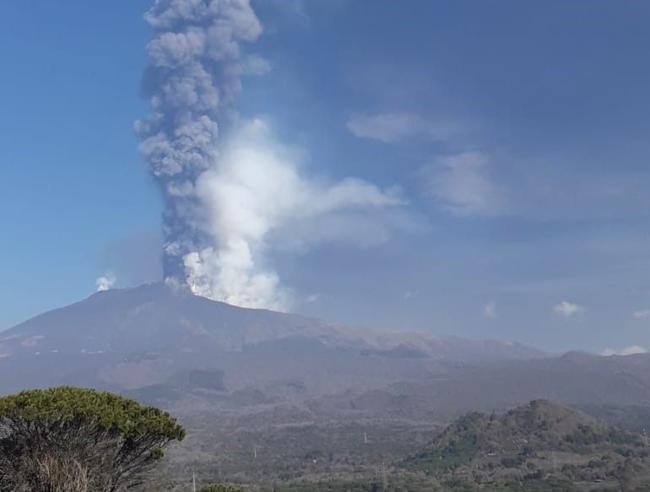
left=137, top=0, right=404, bottom=311
left=136, top=0, right=263, bottom=283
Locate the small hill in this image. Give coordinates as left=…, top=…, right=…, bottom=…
left=406, top=400, right=650, bottom=490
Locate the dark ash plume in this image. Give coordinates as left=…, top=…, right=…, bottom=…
left=136, top=0, right=405, bottom=310
left=135, top=0, right=262, bottom=282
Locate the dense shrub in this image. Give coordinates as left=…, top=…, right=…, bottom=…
left=0, top=386, right=184, bottom=491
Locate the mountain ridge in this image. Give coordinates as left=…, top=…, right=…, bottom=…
left=0, top=282, right=542, bottom=395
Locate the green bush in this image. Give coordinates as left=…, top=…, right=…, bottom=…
left=0, top=386, right=185, bottom=491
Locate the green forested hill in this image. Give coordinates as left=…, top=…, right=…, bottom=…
left=405, top=400, right=650, bottom=491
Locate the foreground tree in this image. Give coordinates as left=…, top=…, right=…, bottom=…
left=0, top=386, right=185, bottom=491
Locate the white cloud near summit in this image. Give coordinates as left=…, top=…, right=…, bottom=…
left=95, top=272, right=116, bottom=292
left=183, top=118, right=406, bottom=310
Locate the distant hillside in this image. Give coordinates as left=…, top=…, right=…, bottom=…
left=313, top=351, right=650, bottom=422
left=406, top=400, right=650, bottom=490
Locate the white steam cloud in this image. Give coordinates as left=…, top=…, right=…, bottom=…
left=137, top=0, right=404, bottom=310
left=185, top=119, right=402, bottom=310
left=96, top=272, right=117, bottom=292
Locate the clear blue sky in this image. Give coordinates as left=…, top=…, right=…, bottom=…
left=2, top=0, right=650, bottom=354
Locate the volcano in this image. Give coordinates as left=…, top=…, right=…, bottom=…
left=0, top=283, right=541, bottom=396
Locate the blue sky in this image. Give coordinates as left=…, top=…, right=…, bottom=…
left=2, top=0, right=650, bottom=353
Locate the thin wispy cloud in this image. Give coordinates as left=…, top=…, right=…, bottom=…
left=602, top=345, right=647, bottom=356
left=403, top=290, right=419, bottom=300
left=484, top=301, right=497, bottom=319
left=553, top=301, right=584, bottom=317
left=633, top=310, right=650, bottom=319
left=238, top=54, right=272, bottom=76
left=420, top=152, right=506, bottom=217
left=347, top=112, right=459, bottom=144
left=304, top=293, right=320, bottom=303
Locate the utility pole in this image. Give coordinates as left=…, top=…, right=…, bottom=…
left=192, top=470, right=196, bottom=492
left=382, top=461, right=388, bottom=491
left=253, top=444, right=261, bottom=461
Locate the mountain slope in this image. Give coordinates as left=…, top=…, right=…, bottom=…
left=0, top=283, right=540, bottom=395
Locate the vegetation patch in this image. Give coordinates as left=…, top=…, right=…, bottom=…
left=0, top=386, right=184, bottom=491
